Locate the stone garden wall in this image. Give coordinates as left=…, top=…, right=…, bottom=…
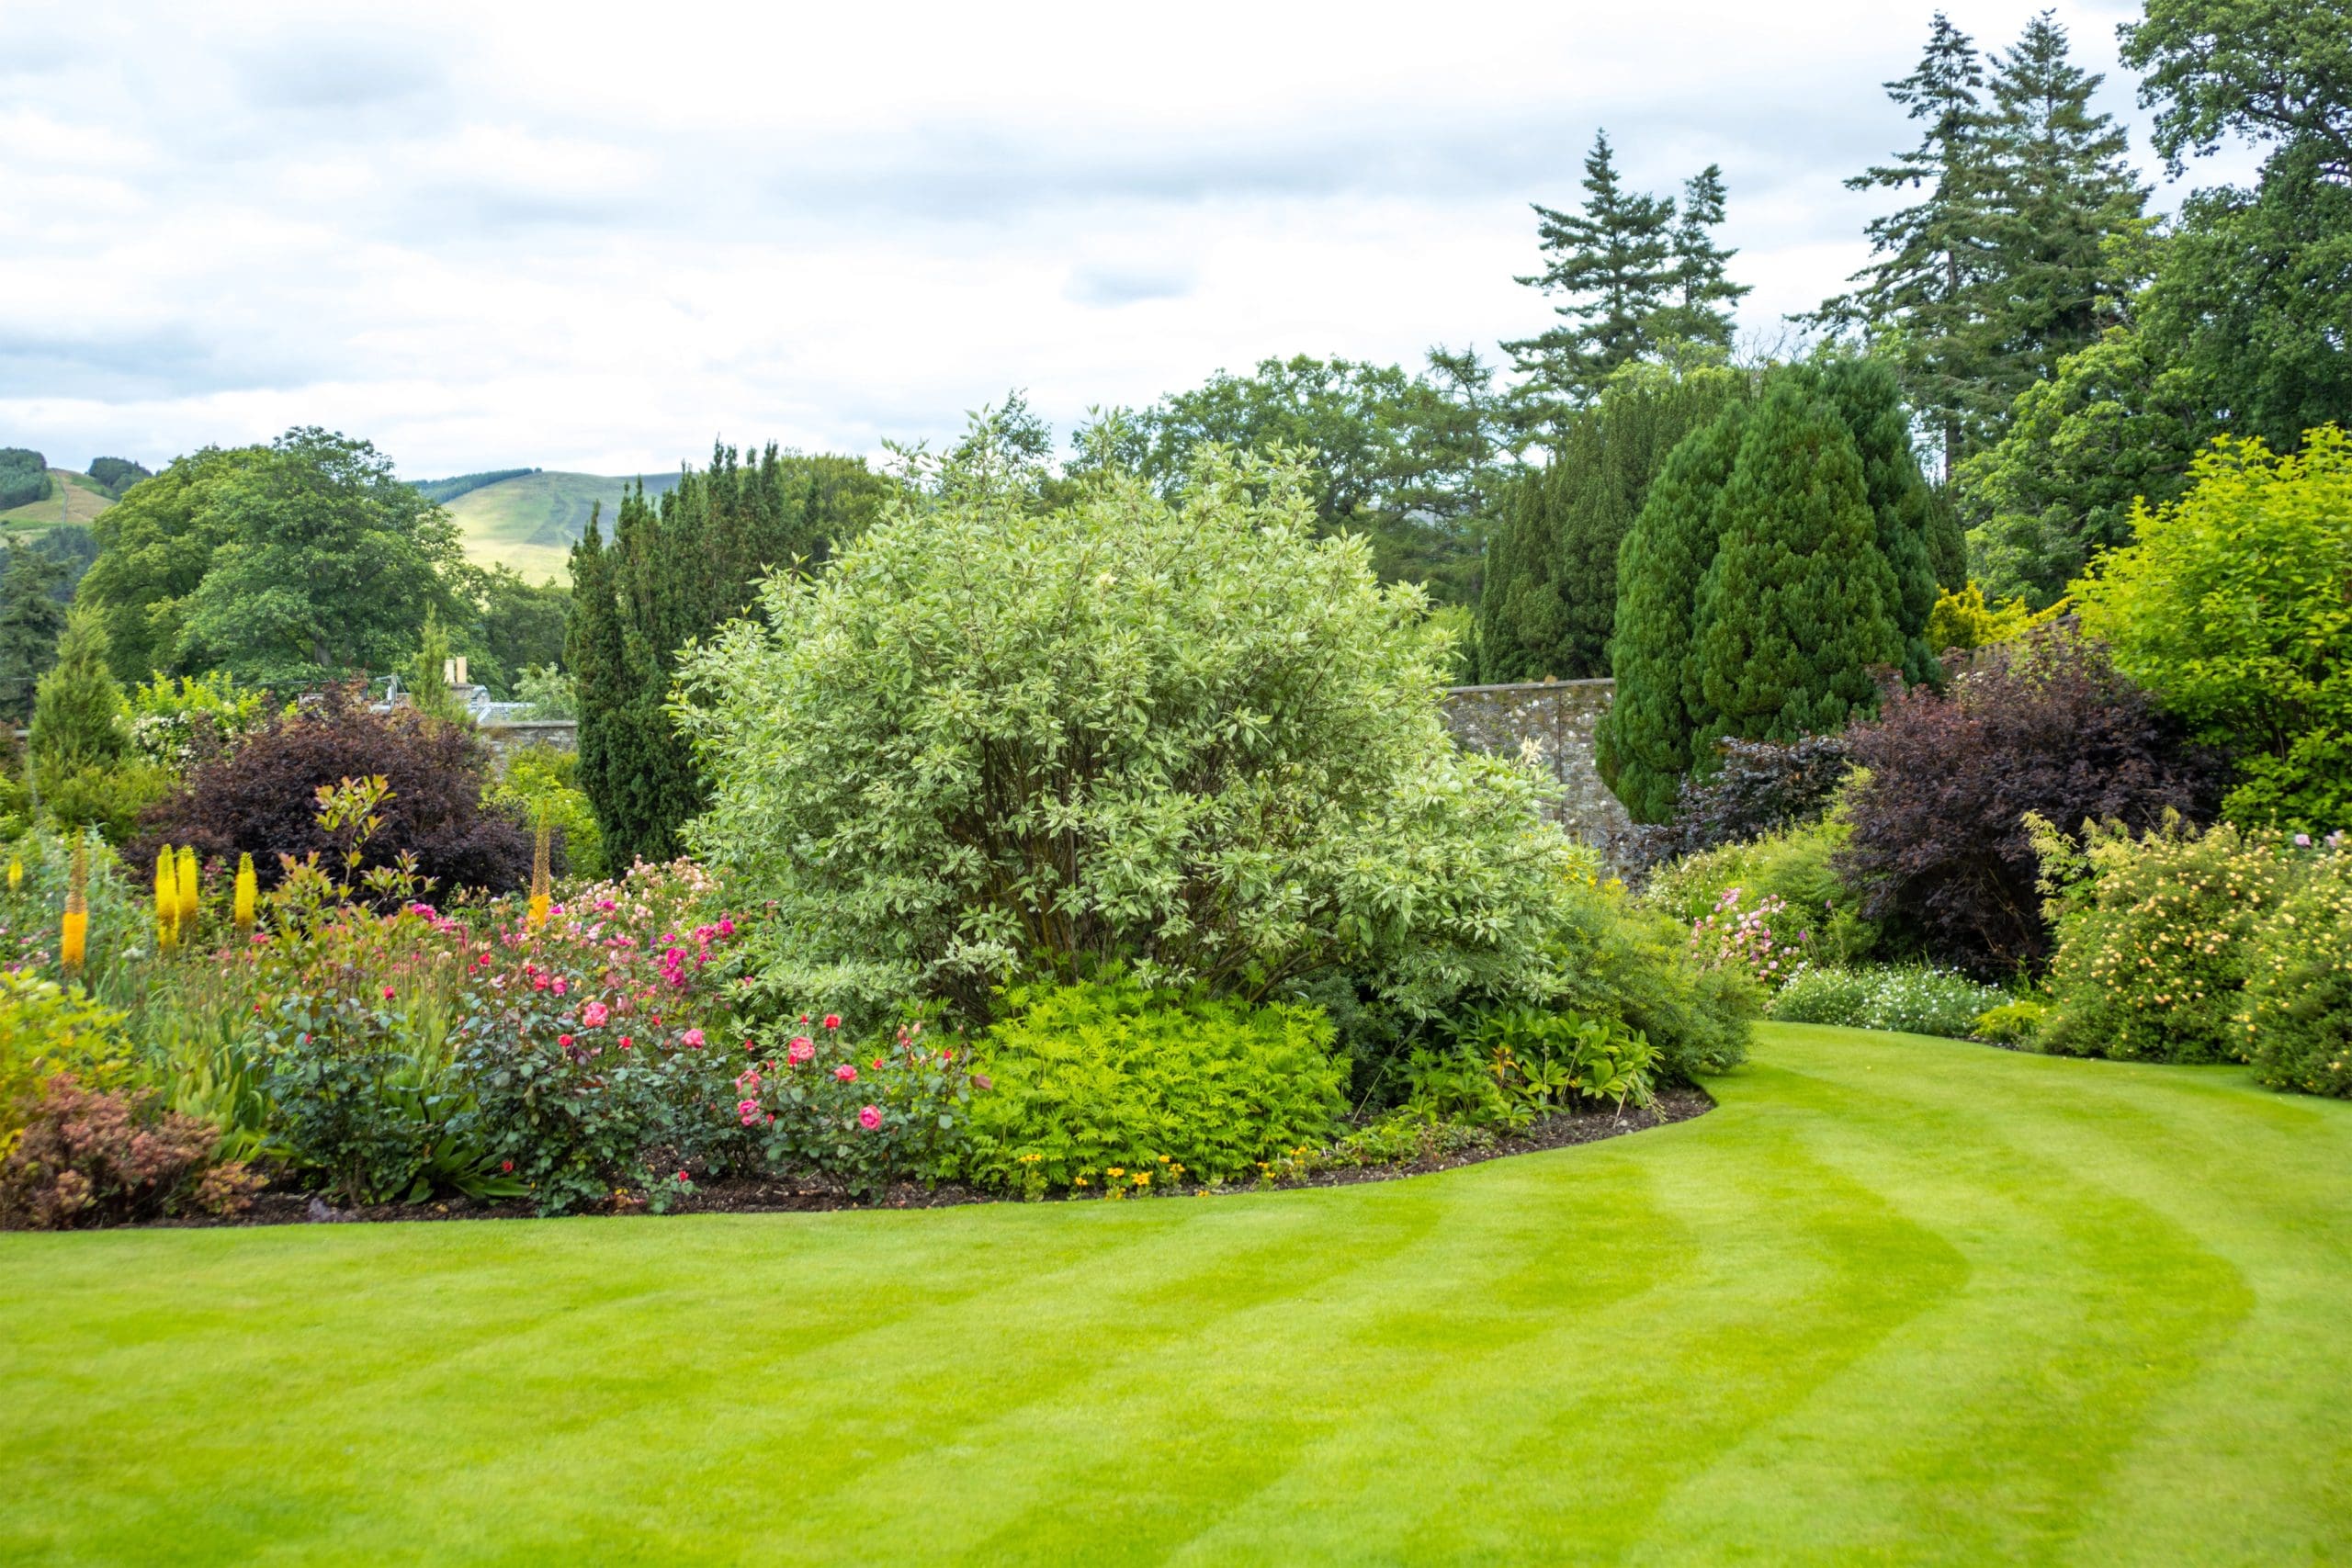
left=480, top=720, right=578, bottom=772
left=1441, top=679, right=1639, bottom=874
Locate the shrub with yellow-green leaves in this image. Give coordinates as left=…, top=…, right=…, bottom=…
left=2033, top=815, right=2304, bottom=1064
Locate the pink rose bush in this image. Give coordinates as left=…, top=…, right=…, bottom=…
left=726, top=1009, right=986, bottom=1199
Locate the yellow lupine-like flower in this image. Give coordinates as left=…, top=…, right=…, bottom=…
left=153, top=846, right=178, bottom=953
left=526, top=813, right=552, bottom=931
left=62, top=835, right=88, bottom=980
left=6, top=854, right=19, bottom=893
left=233, top=852, right=257, bottom=934
left=176, top=845, right=200, bottom=931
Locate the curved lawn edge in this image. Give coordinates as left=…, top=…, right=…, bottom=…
left=84, top=1086, right=1718, bottom=1232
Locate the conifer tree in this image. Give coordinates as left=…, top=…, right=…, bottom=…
left=1475, top=368, right=1744, bottom=683
left=403, top=606, right=469, bottom=726
left=567, top=448, right=890, bottom=865
left=30, top=606, right=129, bottom=779
left=1978, top=12, right=2148, bottom=391
left=1505, top=130, right=1679, bottom=432
left=1691, top=383, right=1902, bottom=746
left=1780, top=356, right=1956, bottom=684
left=1656, top=165, right=1751, bottom=353
left=1808, top=13, right=1999, bottom=479
left=0, top=545, right=68, bottom=720
left=1595, top=401, right=1749, bottom=822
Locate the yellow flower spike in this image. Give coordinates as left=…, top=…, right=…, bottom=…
left=233, top=852, right=257, bottom=936
left=153, top=846, right=178, bottom=953
left=62, top=834, right=88, bottom=981
left=176, top=845, right=200, bottom=931
left=526, top=812, right=552, bottom=931
left=6, top=854, right=19, bottom=893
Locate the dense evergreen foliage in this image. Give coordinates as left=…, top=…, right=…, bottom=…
left=1475, top=366, right=1743, bottom=682
left=1596, top=365, right=1941, bottom=821
left=0, top=547, right=69, bottom=719
left=84, top=458, right=151, bottom=499
left=0, top=449, right=49, bottom=511
left=29, top=607, right=129, bottom=778
left=569, top=444, right=889, bottom=867
left=1504, top=132, right=1747, bottom=435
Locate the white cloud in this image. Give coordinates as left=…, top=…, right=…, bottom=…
left=0, top=0, right=2222, bottom=478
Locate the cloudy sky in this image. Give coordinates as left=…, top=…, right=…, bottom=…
left=1, top=0, right=2211, bottom=479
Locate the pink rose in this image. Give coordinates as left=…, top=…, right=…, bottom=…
left=682, top=1029, right=706, bottom=1049
left=787, top=1036, right=814, bottom=1066
left=582, top=1001, right=610, bottom=1028
left=382, top=985, right=395, bottom=999
left=717, top=918, right=735, bottom=936
left=559, top=1033, right=573, bottom=1047
left=552, top=976, right=568, bottom=996
left=617, top=1035, right=633, bottom=1049
left=738, top=1099, right=761, bottom=1126
left=857, top=1105, right=882, bottom=1131
left=822, top=1013, right=842, bottom=1031
left=835, top=1064, right=857, bottom=1083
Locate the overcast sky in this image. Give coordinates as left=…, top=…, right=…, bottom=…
left=1, top=0, right=2222, bottom=479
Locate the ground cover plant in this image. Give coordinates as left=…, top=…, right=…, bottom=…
left=1766, top=963, right=2011, bottom=1040
left=6, top=1023, right=2350, bottom=1563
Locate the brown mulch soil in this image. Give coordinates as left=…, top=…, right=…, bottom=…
left=131, top=1086, right=1715, bottom=1230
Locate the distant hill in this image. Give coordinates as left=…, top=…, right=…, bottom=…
left=432, top=469, right=685, bottom=583
left=0, top=468, right=117, bottom=531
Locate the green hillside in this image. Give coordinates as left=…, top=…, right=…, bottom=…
left=0, top=469, right=115, bottom=531
left=435, top=469, right=684, bottom=582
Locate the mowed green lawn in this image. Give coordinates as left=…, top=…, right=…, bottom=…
left=5, top=1022, right=2348, bottom=1566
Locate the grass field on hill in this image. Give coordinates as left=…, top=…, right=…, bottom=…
left=6, top=1021, right=2346, bottom=1566
left=0, top=469, right=116, bottom=531
left=438, top=469, right=683, bottom=581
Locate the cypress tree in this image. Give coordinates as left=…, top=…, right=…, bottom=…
left=30, top=606, right=129, bottom=780
left=1595, top=401, right=1749, bottom=822
left=567, top=449, right=890, bottom=865
left=1691, top=384, right=1901, bottom=747
left=1779, top=356, right=1956, bottom=684
left=403, top=606, right=469, bottom=726
left=1476, top=367, right=1745, bottom=684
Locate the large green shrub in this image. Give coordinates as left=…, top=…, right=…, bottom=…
left=1644, top=810, right=1879, bottom=970
left=2033, top=815, right=2301, bottom=1064
left=2071, top=427, right=2352, bottom=831
left=485, top=745, right=604, bottom=881
left=955, top=979, right=1348, bottom=1195
left=2244, top=846, right=2352, bottom=1097
left=678, top=446, right=1585, bottom=1022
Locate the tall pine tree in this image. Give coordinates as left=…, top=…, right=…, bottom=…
left=1594, top=401, right=1750, bottom=822
left=1504, top=130, right=1680, bottom=433
left=1691, top=383, right=1903, bottom=745
left=1808, top=13, right=1998, bottom=479
left=1979, top=12, right=2149, bottom=393
left=1655, top=165, right=1752, bottom=353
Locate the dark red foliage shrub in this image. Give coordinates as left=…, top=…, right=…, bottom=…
left=1837, top=633, right=2222, bottom=975
left=0, top=1074, right=259, bottom=1229
left=133, top=685, right=532, bottom=898
left=1637, top=734, right=1856, bottom=868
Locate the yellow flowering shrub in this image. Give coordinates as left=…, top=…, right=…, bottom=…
left=2245, top=851, right=2352, bottom=1097
left=2032, top=814, right=2303, bottom=1064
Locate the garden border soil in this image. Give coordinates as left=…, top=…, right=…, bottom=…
left=121, top=1087, right=1716, bottom=1230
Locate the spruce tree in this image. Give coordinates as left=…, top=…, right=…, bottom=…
left=0, top=546, right=68, bottom=720
left=30, top=606, right=129, bottom=779
left=1691, top=384, right=1902, bottom=746
left=1504, top=130, right=1679, bottom=432
left=1979, top=13, right=2147, bottom=392
left=1656, top=165, right=1751, bottom=354
left=403, top=606, right=469, bottom=726
left=1595, top=400, right=1749, bottom=822
left=1808, top=13, right=1999, bottom=479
